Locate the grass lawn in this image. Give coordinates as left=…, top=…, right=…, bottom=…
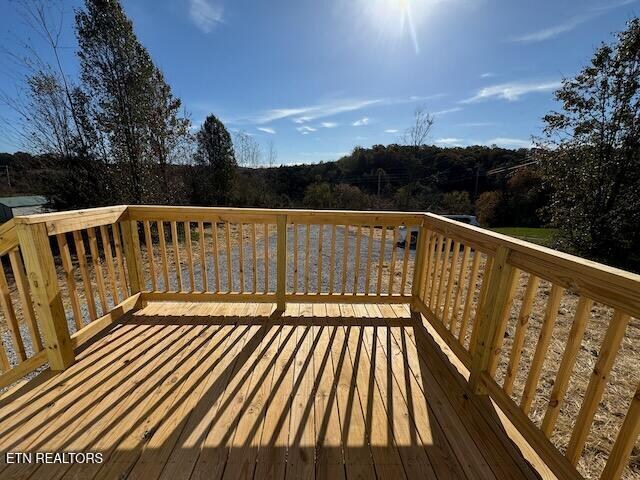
left=490, top=227, right=558, bottom=246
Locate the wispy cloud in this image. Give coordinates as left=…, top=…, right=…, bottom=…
left=410, top=94, right=447, bottom=101
left=264, top=99, right=381, bottom=125
left=257, top=127, right=276, bottom=134
left=480, top=72, right=495, bottom=78
left=483, top=137, right=533, bottom=148
left=433, top=107, right=463, bottom=115
left=433, top=137, right=532, bottom=148
left=241, top=96, right=439, bottom=125
left=189, top=0, right=224, bottom=33
left=320, top=122, right=339, bottom=128
left=510, top=0, right=636, bottom=43
left=456, top=122, right=497, bottom=127
left=385, top=129, right=399, bottom=133
left=510, top=15, right=590, bottom=42
left=461, top=80, right=561, bottom=103
left=352, top=117, right=369, bottom=126
left=435, top=137, right=465, bottom=146
left=296, top=126, right=317, bottom=135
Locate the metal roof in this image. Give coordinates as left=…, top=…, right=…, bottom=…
left=0, top=195, right=48, bottom=208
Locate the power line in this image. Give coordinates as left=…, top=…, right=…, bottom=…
left=486, top=160, right=539, bottom=176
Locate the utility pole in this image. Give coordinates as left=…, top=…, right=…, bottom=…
left=474, top=165, right=480, bottom=200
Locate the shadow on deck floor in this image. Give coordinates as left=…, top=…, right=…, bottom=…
left=0, top=302, right=547, bottom=479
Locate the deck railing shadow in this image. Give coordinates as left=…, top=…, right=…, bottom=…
left=0, top=308, right=525, bottom=479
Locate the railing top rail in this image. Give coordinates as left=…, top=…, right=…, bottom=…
left=13, top=205, right=128, bottom=236
left=126, top=205, right=425, bottom=224
left=425, top=213, right=640, bottom=318
left=0, top=219, right=18, bottom=256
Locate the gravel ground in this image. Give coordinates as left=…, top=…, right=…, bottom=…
left=139, top=224, right=416, bottom=296
left=1, top=224, right=416, bottom=391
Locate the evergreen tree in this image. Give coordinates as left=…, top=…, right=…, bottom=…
left=148, top=68, right=191, bottom=202
left=193, top=115, right=236, bottom=205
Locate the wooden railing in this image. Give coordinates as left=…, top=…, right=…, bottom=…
left=0, top=206, right=141, bottom=388
left=413, top=213, right=640, bottom=480
left=0, top=205, right=637, bottom=480
left=125, top=206, right=423, bottom=307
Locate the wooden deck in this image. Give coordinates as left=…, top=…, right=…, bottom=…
left=0, top=302, right=546, bottom=480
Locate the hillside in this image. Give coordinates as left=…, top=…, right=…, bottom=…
left=0, top=144, right=546, bottom=227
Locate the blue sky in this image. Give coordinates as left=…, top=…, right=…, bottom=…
left=0, top=0, right=638, bottom=164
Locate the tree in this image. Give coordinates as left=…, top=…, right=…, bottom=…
left=537, top=19, right=640, bottom=268
left=440, top=190, right=472, bottom=214
left=148, top=68, right=191, bottom=202
left=1, top=1, right=95, bottom=158
left=402, top=106, right=434, bottom=147
left=266, top=140, right=277, bottom=167
left=303, top=182, right=333, bottom=208
left=475, top=191, right=503, bottom=226
left=193, top=114, right=236, bottom=205
left=333, top=184, right=372, bottom=210
left=233, top=131, right=262, bottom=167
left=75, top=0, right=189, bottom=204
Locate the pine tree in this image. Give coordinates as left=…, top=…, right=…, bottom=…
left=193, top=115, right=236, bottom=205
left=148, top=68, right=191, bottom=202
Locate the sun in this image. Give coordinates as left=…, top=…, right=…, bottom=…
left=358, top=0, right=428, bottom=54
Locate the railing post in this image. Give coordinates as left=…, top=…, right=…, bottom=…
left=15, top=221, right=74, bottom=370
left=469, top=246, right=517, bottom=394
left=120, top=220, right=143, bottom=295
left=410, top=218, right=428, bottom=310
left=276, top=214, right=287, bottom=312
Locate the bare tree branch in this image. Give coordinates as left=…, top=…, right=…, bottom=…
left=402, top=105, right=434, bottom=147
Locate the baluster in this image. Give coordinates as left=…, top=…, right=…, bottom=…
left=520, top=285, right=564, bottom=413
left=143, top=221, right=157, bottom=293
left=56, top=234, right=83, bottom=331
left=100, top=225, right=120, bottom=302
left=541, top=296, right=593, bottom=435
left=388, top=226, right=398, bottom=295
left=156, top=221, right=170, bottom=292
left=566, top=310, right=631, bottom=465
left=503, top=274, right=540, bottom=395
left=184, top=221, right=195, bottom=292
left=449, top=245, right=470, bottom=332
left=199, top=221, right=208, bottom=292
left=73, top=230, right=98, bottom=319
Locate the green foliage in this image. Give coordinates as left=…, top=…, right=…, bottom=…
left=475, top=190, right=503, bottom=226
left=303, top=182, right=333, bottom=208
left=473, top=167, right=547, bottom=227
left=303, top=182, right=373, bottom=209
left=45, top=155, right=111, bottom=209
left=333, top=184, right=372, bottom=210
left=537, top=18, right=640, bottom=269
left=440, top=191, right=473, bottom=215
left=75, top=0, right=190, bottom=204
left=192, top=115, right=236, bottom=205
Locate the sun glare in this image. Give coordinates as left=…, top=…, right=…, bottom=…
left=358, top=0, right=435, bottom=54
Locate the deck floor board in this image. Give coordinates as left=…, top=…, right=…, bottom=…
left=0, top=302, right=546, bottom=480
